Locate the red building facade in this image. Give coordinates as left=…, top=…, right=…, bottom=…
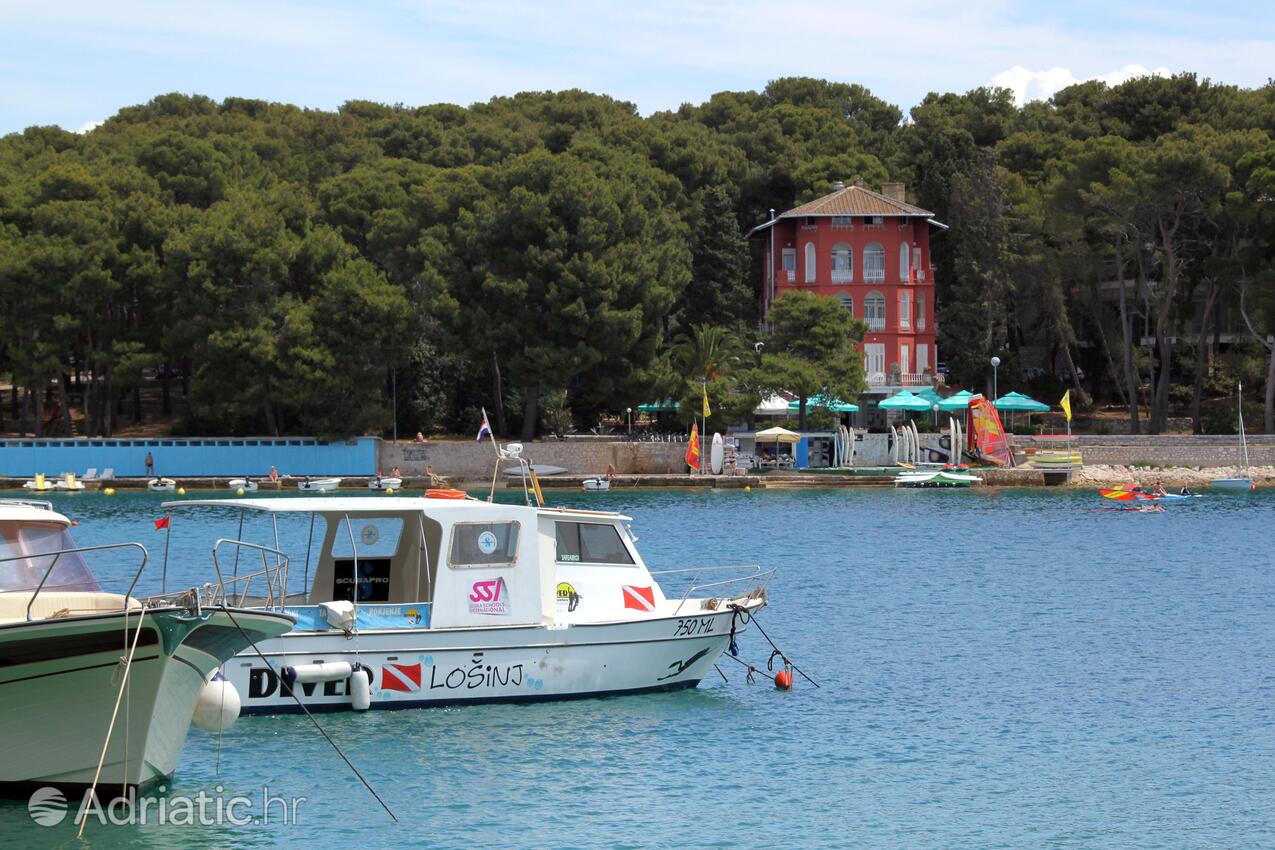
left=750, top=181, right=944, bottom=392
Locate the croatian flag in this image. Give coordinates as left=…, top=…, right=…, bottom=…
left=477, top=408, right=493, bottom=442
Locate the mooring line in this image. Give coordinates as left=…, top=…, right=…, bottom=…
left=219, top=605, right=398, bottom=823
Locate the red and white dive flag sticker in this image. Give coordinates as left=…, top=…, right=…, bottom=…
left=622, top=585, right=656, bottom=612
left=381, top=662, right=422, bottom=692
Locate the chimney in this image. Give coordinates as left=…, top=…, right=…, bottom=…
left=881, top=181, right=906, bottom=202
left=833, top=179, right=845, bottom=191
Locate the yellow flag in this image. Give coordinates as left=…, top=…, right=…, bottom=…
left=1060, top=390, right=1072, bottom=423
left=702, top=385, right=712, bottom=418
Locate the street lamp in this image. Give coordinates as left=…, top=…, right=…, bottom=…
left=990, top=356, right=1001, bottom=401
left=626, top=407, right=632, bottom=435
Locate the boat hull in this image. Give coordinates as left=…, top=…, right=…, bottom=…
left=227, top=603, right=761, bottom=715
left=0, top=607, right=293, bottom=796
left=1210, top=478, right=1255, bottom=491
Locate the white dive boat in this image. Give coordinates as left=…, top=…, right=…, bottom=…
left=895, top=467, right=982, bottom=488
left=580, top=478, right=611, bottom=491
left=228, top=478, right=259, bottom=493
left=164, top=494, right=771, bottom=714
left=0, top=499, right=293, bottom=796
left=147, top=477, right=177, bottom=493
left=368, top=476, right=402, bottom=491
left=298, top=477, right=341, bottom=493
left=1211, top=382, right=1256, bottom=491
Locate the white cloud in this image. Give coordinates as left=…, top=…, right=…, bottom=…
left=991, top=64, right=1172, bottom=106
left=75, top=120, right=102, bottom=134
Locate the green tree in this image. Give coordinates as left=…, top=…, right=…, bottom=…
left=758, top=291, right=866, bottom=428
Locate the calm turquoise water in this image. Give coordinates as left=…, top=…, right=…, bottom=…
left=3, top=487, right=1273, bottom=849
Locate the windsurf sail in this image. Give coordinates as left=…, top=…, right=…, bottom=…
left=968, top=397, right=1012, bottom=466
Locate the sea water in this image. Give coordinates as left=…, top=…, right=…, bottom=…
left=2, top=487, right=1272, bottom=849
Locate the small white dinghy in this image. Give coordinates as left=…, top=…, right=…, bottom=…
left=368, top=476, right=402, bottom=491
left=298, top=477, right=341, bottom=493
left=148, top=477, right=178, bottom=493
left=228, top=478, right=259, bottom=493
left=581, top=478, right=611, bottom=491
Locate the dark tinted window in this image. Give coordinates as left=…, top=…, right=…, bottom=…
left=555, top=522, right=634, bottom=565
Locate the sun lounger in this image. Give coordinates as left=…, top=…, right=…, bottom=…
left=100, top=468, right=115, bottom=481
left=82, top=468, right=98, bottom=480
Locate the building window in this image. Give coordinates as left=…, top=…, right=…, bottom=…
left=864, top=343, right=886, bottom=381
left=918, top=343, right=930, bottom=373
left=863, top=243, right=885, bottom=282
left=864, top=291, right=886, bottom=330
left=917, top=293, right=926, bottom=331
left=900, top=343, right=911, bottom=375
left=782, top=247, right=795, bottom=283
left=830, top=215, right=853, bottom=229
left=899, top=243, right=910, bottom=282
left=804, top=216, right=817, bottom=227
left=830, top=243, right=853, bottom=282
left=899, top=291, right=911, bottom=329
left=836, top=292, right=853, bottom=314
left=804, top=242, right=816, bottom=283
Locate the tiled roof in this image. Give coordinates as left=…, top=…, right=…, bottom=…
left=780, top=185, right=933, bottom=218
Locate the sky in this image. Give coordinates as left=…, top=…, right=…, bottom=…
left=1, top=0, right=1271, bottom=135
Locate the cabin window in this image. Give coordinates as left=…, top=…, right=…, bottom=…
left=331, top=517, right=404, bottom=559
left=448, top=522, right=520, bottom=568
left=555, top=522, right=635, bottom=566
left=0, top=521, right=99, bottom=593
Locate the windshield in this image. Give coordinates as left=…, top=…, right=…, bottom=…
left=0, top=521, right=100, bottom=593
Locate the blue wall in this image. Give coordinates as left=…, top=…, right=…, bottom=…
left=0, top=437, right=379, bottom=477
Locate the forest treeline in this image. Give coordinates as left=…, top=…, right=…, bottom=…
left=1, top=75, right=1272, bottom=439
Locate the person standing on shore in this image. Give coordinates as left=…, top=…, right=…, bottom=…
left=145, top=451, right=155, bottom=476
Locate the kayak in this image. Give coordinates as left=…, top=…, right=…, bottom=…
left=1099, top=488, right=1200, bottom=502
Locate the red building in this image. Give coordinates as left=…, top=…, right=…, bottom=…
left=749, top=181, right=945, bottom=393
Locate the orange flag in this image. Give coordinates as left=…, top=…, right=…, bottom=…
left=685, top=423, right=701, bottom=471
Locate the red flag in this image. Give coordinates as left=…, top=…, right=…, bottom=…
left=154, top=515, right=171, bottom=531
left=622, top=585, right=656, bottom=612
left=684, top=423, right=701, bottom=471
left=380, top=663, right=421, bottom=692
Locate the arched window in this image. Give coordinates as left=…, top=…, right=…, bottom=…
left=831, top=243, right=853, bottom=283
left=864, top=291, right=886, bottom=330
left=804, top=242, right=816, bottom=283
left=917, top=293, right=926, bottom=330
left=836, top=292, right=853, bottom=314
left=863, top=243, right=885, bottom=282
left=899, top=290, right=911, bottom=329
left=899, top=243, right=910, bottom=281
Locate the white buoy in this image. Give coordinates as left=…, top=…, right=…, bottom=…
left=283, top=661, right=354, bottom=686
left=350, top=666, right=371, bottom=711
left=192, top=673, right=242, bottom=732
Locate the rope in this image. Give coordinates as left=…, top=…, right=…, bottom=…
left=728, top=604, right=821, bottom=689
left=218, top=605, right=398, bottom=823
left=79, top=606, right=148, bottom=839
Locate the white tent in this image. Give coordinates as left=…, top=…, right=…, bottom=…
left=753, top=393, right=793, bottom=416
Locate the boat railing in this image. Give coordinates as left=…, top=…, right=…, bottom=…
left=209, top=539, right=292, bottom=609
left=0, top=498, right=56, bottom=511
left=0, top=542, right=149, bottom=622
left=650, top=563, right=774, bottom=615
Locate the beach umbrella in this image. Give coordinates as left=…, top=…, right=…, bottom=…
left=787, top=394, right=860, bottom=413
left=993, top=391, right=1051, bottom=412
left=754, top=426, right=800, bottom=443
left=878, top=391, right=932, bottom=412
left=937, top=390, right=976, bottom=412
left=914, top=387, right=943, bottom=407
left=637, top=399, right=680, bottom=413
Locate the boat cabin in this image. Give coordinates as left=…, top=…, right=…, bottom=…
left=170, top=497, right=671, bottom=630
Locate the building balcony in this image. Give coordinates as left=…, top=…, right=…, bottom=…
left=784, top=270, right=795, bottom=283
left=866, top=371, right=936, bottom=390
left=866, top=318, right=886, bottom=331
left=830, top=269, right=853, bottom=283
left=863, top=269, right=885, bottom=283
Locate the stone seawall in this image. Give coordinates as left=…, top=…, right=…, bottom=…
left=1012, top=434, right=1275, bottom=467
left=379, top=440, right=686, bottom=480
